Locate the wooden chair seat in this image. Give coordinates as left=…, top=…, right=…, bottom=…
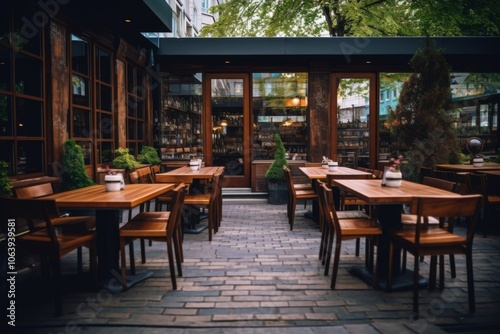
left=388, top=195, right=482, bottom=317
left=131, top=211, right=170, bottom=221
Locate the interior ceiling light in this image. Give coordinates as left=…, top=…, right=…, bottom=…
left=366, top=60, right=372, bottom=64
left=124, top=19, right=132, bottom=23
left=224, top=60, right=230, bottom=64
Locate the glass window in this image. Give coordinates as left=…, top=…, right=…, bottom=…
left=71, top=35, right=89, bottom=75
left=14, top=4, right=42, bottom=56
left=15, top=52, right=42, bottom=97
left=0, top=47, right=12, bottom=91
left=0, top=94, right=13, bottom=136
left=252, top=73, right=308, bottom=160
left=15, top=97, right=43, bottom=137
left=72, top=107, right=91, bottom=138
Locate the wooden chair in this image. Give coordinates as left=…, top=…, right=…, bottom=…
left=319, top=182, right=382, bottom=289
left=119, top=183, right=186, bottom=290
left=387, top=195, right=483, bottom=317
left=150, top=165, right=161, bottom=182
left=184, top=172, right=222, bottom=241
left=419, top=166, right=434, bottom=183
left=283, top=166, right=317, bottom=231
left=467, top=173, right=500, bottom=237
left=13, top=183, right=95, bottom=273
left=316, top=179, right=371, bottom=272
left=401, top=176, right=461, bottom=278
left=0, top=197, right=97, bottom=315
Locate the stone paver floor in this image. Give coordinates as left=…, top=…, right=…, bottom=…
left=8, top=201, right=500, bottom=333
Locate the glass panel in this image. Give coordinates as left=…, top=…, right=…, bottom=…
left=14, top=5, right=42, bottom=56
left=137, top=98, right=144, bottom=118
left=128, top=96, right=136, bottom=117
left=71, top=35, right=89, bottom=75
left=97, top=83, right=112, bottom=111
left=252, top=73, right=308, bottom=160
left=17, top=141, right=44, bottom=175
left=137, top=120, right=144, bottom=140
left=76, top=141, right=91, bottom=165
left=451, top=72, right=500, bottom=158
left=0, top=8, right=10, bottom=47
left=0, top=140, right=14, bottom=175
left=0, top=94, right=12, bottom=136
left=98, top=113, right=113, bottom=139
left=73, top=107, right=91, bottom=138
left=99, top=141, right=113, bottom=164
left=336, top=78, right=370, bottom=168
left=72, top=74, right=90, bottom=107
left=16, top=97, right=42, bottom=137
left=128, top=119, right=136, bottom=140
left=211, top=78, right=244, bottom=175
left=159, top=73, right=203, bottom=160
left=137, top=71, right=144, bottom=97
left=15, top=53, right=42, bottom=97
left=96, top=48, right=111, bottom=83
left=378, top=73, right=410, bottom=163
left=0, top=46, right=12, bottom=91
left=127, top=64, right=135, bottom=93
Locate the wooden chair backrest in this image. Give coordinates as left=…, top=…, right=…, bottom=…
left=467, top=173, right=488, bottom=205
left=150, top=165, right=161, bottom=182
left=283, top=166, right=296, bottom=196
left=166, top=183, right=186, bottom=236
left=372, top=170, right=384, bottom=179
left=1, top=197, right=60, bottom=243
left=304, top=162, right=322, bottom=167
left=422, top=176, right=459, bottom=193
left=14, top=183, right=54, bottom=199
left=319, top=182, right=341, bottom=235
left=414, top=195, right=482, bottom=243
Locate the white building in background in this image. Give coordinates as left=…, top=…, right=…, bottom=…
left=156, top=0, right=224, bottom=37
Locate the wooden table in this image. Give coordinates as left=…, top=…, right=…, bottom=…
left=299, top=166, right=372, bottom=221
left=156, top=166, right=221, bottom=232
left=330, top=179, right=462, bottom=291
left=299, top=166, right=372, bottom=181
left=42, top=183, right=175, bottom=289
left=435, top=162, right=500, bottom=172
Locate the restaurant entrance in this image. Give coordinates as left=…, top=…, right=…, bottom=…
left=204, top=74, right=251, bottom=187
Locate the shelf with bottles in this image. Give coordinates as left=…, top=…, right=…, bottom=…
left=164, top=95, right=202, bottom=114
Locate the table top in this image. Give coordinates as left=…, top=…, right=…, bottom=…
left=41, top=183, right=175, bottom=209
left=299, top=166, right=372, bottom=180
left=435, top=162, right=500, bottom=172
left=156, top=166, right=221, bottom=183
left=331, top=179, right=462, bottom=204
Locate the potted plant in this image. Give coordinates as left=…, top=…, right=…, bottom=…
left=383, top=155, right=403, bottom=188
left=61, top=140, right=94, bottom=190
left=137, top=146, right=161, bottom=166
left=112, top=148, right=140, bottom=171
left=265, top=133, right=289, bottom=204
left=0, top=160, right=12, bottom=197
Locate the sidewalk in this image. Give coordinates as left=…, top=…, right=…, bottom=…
left=10, top=201, right=500, bottom=333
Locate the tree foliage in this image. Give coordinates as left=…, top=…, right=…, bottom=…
left=387, top=40, right=461, bottom=181
left=200, top=0, right=500, bottom=37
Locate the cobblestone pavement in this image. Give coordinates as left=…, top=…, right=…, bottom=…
left=9, top=201, right=500, bottom=333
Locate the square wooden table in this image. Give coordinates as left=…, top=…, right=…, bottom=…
left=330, top=179, right=462, bottom=291
left=42, top=183, right=175, bottom=289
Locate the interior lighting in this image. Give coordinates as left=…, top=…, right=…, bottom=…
left=124, top=19, right=132, bottom=23
left=220, top=119, right=228, bottom=127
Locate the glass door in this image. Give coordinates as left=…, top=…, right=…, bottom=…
left=204, top=74, right=250, bottom=187
left=331, top=74, right=377, bottom=169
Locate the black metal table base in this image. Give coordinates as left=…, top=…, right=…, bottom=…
left=102, top=269, right=154, bottom=293
left=350, top=266, right=428, bottom=291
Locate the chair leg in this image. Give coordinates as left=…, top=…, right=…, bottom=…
left=52, top=257, right=62, bottom=316
left=324, top=230, right=334, bottom=275
left=330, top=241, right=342, bottom=289
left=387, top=242, right=394, bottom=291
left=413, top=254, right=420, bottom=318
left=120, top=238, right=128, bottom=290
left=172, top=231, right=183, bottom=277
left=466, top=251, right=475, bottom=313
left=140, top=238, right=146, bottom=264
left=89, top=244, right=98, bottom=291
left=429, top=256, right=437, bottom=290
left=355, top=238, right=360, bottom=256
left=166, top=239, right=177, bottom=290
left=77, top=247, right=83, bottom=274
left=449, top=254, right=456, bottom=278
left=289, top=199, right=297, bottom=231
left=128, top=240, right=136, bottom=276
left=439, top=254, right=445, bottom=290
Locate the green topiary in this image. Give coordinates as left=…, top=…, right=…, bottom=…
left=0, top=160, right=12, bottom=197
left=61, top=140, right=95, bottom=190
left=265, top=133, right=289, bottom=183
left=137, top=146, right=161, bottom=165
left=112, top=148, right=140, bottom=171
